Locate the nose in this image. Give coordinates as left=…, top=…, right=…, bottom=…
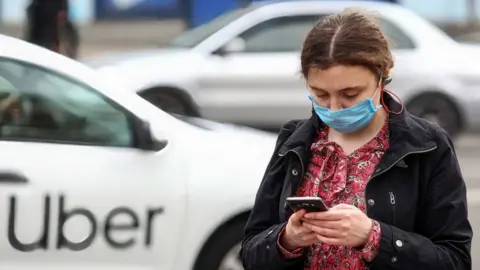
left=329, top=97, right=342, bottom=111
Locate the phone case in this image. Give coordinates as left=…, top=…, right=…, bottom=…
left=286, top=197, right=329, bottom=212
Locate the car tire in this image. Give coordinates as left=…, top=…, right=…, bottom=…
left=141, top=90, right=196, bottom=116
left=406, top=93, right=463, bottom=138
left=194, top=220, right=246, bottom=270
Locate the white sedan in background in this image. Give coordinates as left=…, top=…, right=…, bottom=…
left=0, top=34, right=276, bottom=270
left=86, top=0, right=480, bottom=137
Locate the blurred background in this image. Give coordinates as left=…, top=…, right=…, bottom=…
left=1, top=0, right=480, bottom=269
left=0, top=0, right=480, bottom=58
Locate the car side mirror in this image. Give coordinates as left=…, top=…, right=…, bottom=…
left=215, top=37, right=246, bottom=56
left=133, top=118, right=168, bottom=151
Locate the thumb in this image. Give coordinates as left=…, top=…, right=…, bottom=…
left=331, top=203, right=354, bottom=210
left=290, top=209, right=306, bottom=225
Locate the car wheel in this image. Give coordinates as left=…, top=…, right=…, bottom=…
left=194, top=220, right=245, bottom=270
left=406, top=93, right=462, bottom=138
left=141, top=91, right=193, bottom=116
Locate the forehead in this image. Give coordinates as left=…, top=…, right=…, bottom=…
left=307, top=65, right=376, bottom=91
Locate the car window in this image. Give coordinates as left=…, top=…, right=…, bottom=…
left=379, top=17, right=415, bottom=49
left=237, top=15, right=322, bottom=53
left=169, top=6, right=256, bottom=48
left=0, top=58, right=134, bottom=147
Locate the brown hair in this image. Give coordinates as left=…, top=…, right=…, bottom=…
left=301, top=7, right=394, bottom=81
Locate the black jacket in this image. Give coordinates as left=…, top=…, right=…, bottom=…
left=240, top=94, right=472, bottom=270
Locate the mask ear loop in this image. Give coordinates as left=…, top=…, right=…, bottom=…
left=379, top=74, right=404, bottom=115
left=381, top=87, right=404, bottom=115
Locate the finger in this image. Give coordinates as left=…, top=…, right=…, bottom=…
left=290, top=209, right=306, bottom=225
left=301, top=219, right=342, bottom=230
left=330, top=203, right=355, bottom=210
left=304, top=211, right=343, bottom=221
left=316, top=233, right=343, bottom=246
left=299, top=229, right=317, bottom=237
left=302, top=222, right=344, bottom=238
left=290, top=227, right=319, bottom=245
left=296, top=224, right=316, bottom=234
left=291, top=229, right=320, bottom=244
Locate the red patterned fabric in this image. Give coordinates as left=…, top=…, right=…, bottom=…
left=278, top=121, right=389, bottom=269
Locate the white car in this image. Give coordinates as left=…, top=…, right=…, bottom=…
left=0, top=34, right=277, bottom=270
left=86, top=0, right=480, bottom=137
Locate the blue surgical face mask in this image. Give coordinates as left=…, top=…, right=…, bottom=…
left=308, top=88, right=382, bottom=133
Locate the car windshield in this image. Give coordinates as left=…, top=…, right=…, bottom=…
left=168, top=7, right=255, bottom=48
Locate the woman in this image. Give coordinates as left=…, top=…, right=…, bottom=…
left=25, top=0, right=79, bottom=59
left=240, top=8, right=472, bottom=270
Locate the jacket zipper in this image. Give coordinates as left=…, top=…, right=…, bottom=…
left=389, top=191, right=396, bottom=224
left=279, top=149, right=305, bottom=192
left=364, top=146, right=437, bottom=216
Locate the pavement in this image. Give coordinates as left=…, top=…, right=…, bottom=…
left=0, top=20, right=186, bottom=58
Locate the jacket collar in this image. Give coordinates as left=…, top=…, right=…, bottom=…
left=278, top=92, right=437, bottom=158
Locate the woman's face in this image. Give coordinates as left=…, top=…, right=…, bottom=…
left=307, top=65, right=381, bottom=111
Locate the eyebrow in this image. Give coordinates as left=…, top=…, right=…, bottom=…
left=309, top=85, right=366, bottom=92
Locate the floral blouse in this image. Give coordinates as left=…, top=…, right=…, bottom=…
left=277, top=121, right=389, bottom=269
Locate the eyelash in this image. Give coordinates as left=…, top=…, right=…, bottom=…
left=344, top=94, right=358, bottom=99
left=317, top=94, right=358, bottom=99
left=315, top=94, right=358, bottom=99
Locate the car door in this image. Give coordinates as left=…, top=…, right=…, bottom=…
left=0, top=57, right=187, bottom=270
left=198, top=14, right=323, bottom=128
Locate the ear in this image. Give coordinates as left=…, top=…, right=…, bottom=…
left=384, top=76, right=392, bottom=86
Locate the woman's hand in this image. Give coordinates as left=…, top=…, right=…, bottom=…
left=280, top=209, right=319, bottom=250
left=301, top=204, right=373, bottom=248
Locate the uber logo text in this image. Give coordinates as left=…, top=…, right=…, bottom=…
left=8, top=194, right=164, bottom=252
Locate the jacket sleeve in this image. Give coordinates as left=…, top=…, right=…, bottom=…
left=370, top=130, right=472, bottom=270
left=240, top=121, right=305, bottom=270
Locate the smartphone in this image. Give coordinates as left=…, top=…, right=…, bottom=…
left=286, top=196, right=329, bottom=213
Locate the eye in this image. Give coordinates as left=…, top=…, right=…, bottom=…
left=315, top=92, right=329, bottom=99
left=343, top=93, right=358, bottom=99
